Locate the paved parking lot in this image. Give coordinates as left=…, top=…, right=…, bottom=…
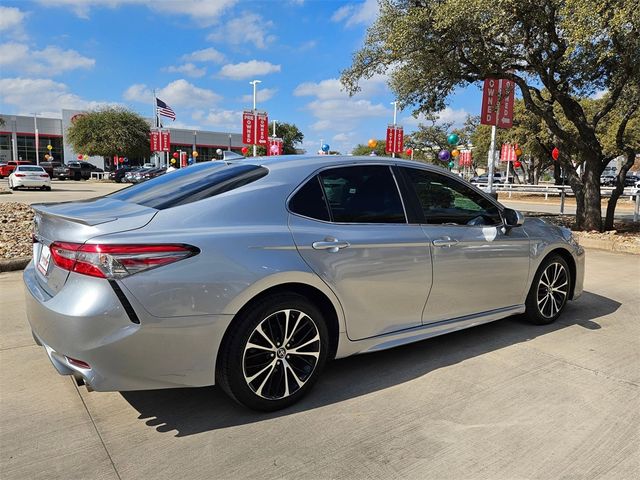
left=0, top=179, right=127, bottom=204
left=1, top=249, right=638, bottom=479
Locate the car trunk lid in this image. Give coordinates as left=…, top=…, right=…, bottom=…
left=32, top=198, right=158, bottom=296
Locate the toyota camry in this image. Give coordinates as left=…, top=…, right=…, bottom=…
left=24, top=155, right=584, bottom=411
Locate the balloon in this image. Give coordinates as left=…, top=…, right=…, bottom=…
left=405, top=148, right=413, bottom=156
left=77, top=154, right=83, bottom=160
left=172, top=152, right=179, bottom=159
left=241, top=146, right=248, bottom=155
left=447, top=133, right=459, bottom=145
left=514, top=160, right=522, bottom=168
left=448, top=161, right=455, bottom=168
left=44, top=154, right=50, bottom=160
left=321, top=143, right=330, bottom=153
left=83, top=154, right=89, bottom=160
left=438, top=149, right=451, bottom=161
left=515, top=147, right=523, bottom=157
left=170, top=158, right=176, bottom=164
left=552, top=147, right=559, bottom=161
left=216, top=148, right=223, bottom=155
left=47, top=144, right=52, bottom=151
left=368, top=139, right=377, bottom=148
left=192, top=151, right=199, bottom=158
left=451, top=149, right=460, bottom=157
left=119, top=157, right=124, bottom=163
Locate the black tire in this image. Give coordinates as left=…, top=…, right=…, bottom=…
left=217, top=293, right=329, bottom=411
left=524, top=254, right=571, bottom=325
left=74, top=172, right=81, bottom=181
left=46, top=186, right=52, bottom=191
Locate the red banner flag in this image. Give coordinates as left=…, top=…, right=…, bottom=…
left=385, top=126, right=395, bottom=153
left=150, top=131, right=160, bottom=152
left=394, top=126, right=404, bottom=154
left=481, top=78, right=515, bottom=128
left=242, top=111, right=254, bottom=145
left=267, top=138, right=284, bottom=156
left=160, top=130, right=170, bottom=152
left=256, top=112, right=269, bottom=145
left=497, top=80, right=515, bottom=129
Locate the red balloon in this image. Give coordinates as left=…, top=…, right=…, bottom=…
left=77, top=154, right=83, bottom=160
left=172, top=152, right=179, bottom=159
left=241, top=146, right=249, bottom=155
left=552, top=147, right=559, bottom=161
left=514, top=160, right=522, bottom=168
left=405, top=148, right=413, bottom=156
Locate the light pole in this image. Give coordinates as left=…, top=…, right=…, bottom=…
left=272, top=120, right=277, bottom=137
left=390, top=101, right=398, bottom=158
left=31, top=113, right=40, bottom=165
left=249, top=79, right=262, bottom=157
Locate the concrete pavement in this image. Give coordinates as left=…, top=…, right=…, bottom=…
left=1, top=249, right=639, bottom=479
left=0, top=179, right=127, bottom=204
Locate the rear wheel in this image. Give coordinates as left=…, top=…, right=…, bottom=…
left=217, top=293, right=329, bottom=411
left=524, top=255, right=571, bottom=325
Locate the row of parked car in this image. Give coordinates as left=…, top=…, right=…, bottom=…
left=109, top=165, right=167, bottom=183
left=600, top=172, right=640, bottom=187
left=0, top=160, right=104, bottom=180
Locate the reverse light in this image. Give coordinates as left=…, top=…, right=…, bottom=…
left=50, top=242, right=199, bottom=279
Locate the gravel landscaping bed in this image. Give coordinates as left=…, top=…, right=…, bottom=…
left=0, top=203, right=638, bottom=268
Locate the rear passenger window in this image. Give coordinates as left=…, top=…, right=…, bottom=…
left=289, top=176, right=331, bottom=221
left=109, top=162, right=268, bottom=210
left=318, top=165, right=406, bottom=224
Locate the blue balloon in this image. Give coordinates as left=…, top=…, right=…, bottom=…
left=321, top=143, right=330, bottom=152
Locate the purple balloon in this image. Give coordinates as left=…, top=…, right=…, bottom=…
left=438, top=149, right=451, bottom=161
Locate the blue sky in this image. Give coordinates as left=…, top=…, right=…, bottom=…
left=0, top=0, right=478, bottom=153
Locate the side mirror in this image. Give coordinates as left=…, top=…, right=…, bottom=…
left=503, top=208, right=525, bottom=228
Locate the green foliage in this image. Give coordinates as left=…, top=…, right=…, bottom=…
left=66, top=107, right=150, bottom=160
left=342, top=0, right=640, bottom=231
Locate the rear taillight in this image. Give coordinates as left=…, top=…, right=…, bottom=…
left=15, top=173, right=26, bottom=177
left=40, top=174, right=49, bottom=178
left=50, top=242, right=199, bottom=279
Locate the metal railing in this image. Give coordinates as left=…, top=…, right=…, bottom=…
left=472, top=182, right=639, bottom=221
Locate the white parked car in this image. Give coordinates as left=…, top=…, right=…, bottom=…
left=8, top=165, right=51, bottom=191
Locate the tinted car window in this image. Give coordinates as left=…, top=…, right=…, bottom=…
left=318, top=165, right=405, bottom=223
left=289, top=176, right=330, bottom=221
left=109, top=162, right=268, bottom=210
left=404, top=168, right=500, bottom=225
left=17, top=166, right=45, bottom=172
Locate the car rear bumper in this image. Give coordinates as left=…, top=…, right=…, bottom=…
left=23, top=261, right=234, bottom=391
left=14, top=178, right=50, bottom=187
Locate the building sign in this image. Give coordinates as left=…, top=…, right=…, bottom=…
left=481, top=78, right=515, bottom=128
left=385, top=125, right=404, bottom=154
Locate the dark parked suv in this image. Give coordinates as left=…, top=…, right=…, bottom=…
left=39, top=161, right=62, bottom=179
left=54, top=161, right=103, bottom=180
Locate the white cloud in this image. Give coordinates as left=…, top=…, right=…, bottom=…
left=123, top=79, right=222, bottom=109
left=181, top=47, right=225, bottom=64
left=331, top=0, right=379, bottom=27
left=0, top=77, right=108, bottom=114
left=218, top=60, right=281, bottom=80
left=206, top=12, right=275, bottom=49
left=307, top=98, right=388, bottom=132
left=294, top=74, right=387, bottom=100
left=592, top=89, right=608, bottom=100
left=403, top=107, right=469, bottom=128
left=38, top=0, right=237, bottom=26
left=202, top=109, right=243, bottom=131
left=0, top=43, right=95, bottom=75
left=164, top=63, right=206, bottom=78
left=0, top=6, right=26, bottom=31
left=241, top=88, right=277, bottom=103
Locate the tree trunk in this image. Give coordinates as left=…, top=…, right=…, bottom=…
left=604, top=152, right=635, bottom=231
left=576, top=158, right=603, bottom=231
left=553, top=162, right=562, bottom=185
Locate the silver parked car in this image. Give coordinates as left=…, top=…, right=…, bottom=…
left=24, top=156, right=584, bottom=411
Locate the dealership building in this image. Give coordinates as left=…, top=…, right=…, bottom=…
left=0, top=110, right=245, bottom=169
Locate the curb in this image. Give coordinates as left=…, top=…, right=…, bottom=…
left=0, top=257, right=31, bottom=273
left=573, top=234, right=640, bottom=255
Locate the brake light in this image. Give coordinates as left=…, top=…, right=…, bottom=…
left=49, top=242, right=199, bottom=279
left=40, top=174, right=49, bottom=178
left=15, top=173, right=26, bottom=177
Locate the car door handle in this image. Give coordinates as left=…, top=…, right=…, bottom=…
left=312, top=239, right=350, bottom=252
left=432, top=237, right=459, bottom=247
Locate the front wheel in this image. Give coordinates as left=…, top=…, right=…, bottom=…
left=524, top=255, right=571, bottom=325
left=217, top=293, right=329, bottom=411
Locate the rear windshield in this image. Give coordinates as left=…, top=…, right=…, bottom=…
left=18, top=166, right=45, bottom=172
left=109, top=162, right=268, bottom=210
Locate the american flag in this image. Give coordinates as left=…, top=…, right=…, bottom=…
left=156, top=98, right=176, bottom=120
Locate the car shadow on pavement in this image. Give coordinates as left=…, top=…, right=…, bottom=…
left=120, top=291, right=618, bottom=437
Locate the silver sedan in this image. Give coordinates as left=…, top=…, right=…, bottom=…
left=24, top=156, right=584, bottom=411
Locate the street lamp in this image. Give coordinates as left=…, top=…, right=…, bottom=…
left=249, top=79, right=262, bottom=157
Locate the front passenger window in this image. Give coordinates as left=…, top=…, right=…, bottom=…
left=404, top=168, right=500, bottom=226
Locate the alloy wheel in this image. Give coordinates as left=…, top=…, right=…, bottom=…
left=536, top=262, right=569, bottom=318
left=242, top=309, right=321, bottom=400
